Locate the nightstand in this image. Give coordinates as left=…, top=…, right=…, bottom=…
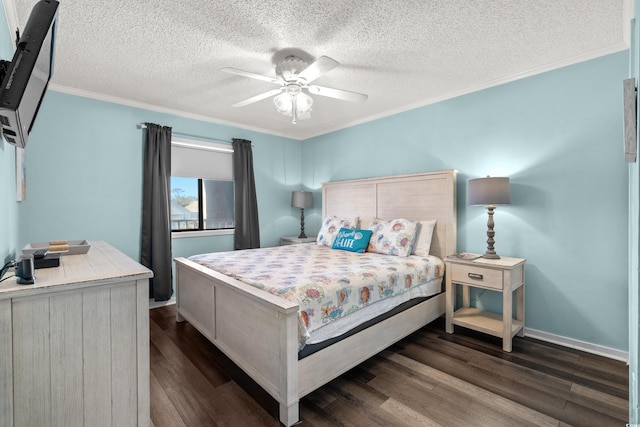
left=445, top=256, right=526, bottom=352
left=279, top=236, right=317, bottom=245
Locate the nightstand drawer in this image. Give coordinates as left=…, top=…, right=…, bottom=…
left=280, top=236, right=317, bottom=245
left=450, top=264, right=503, bottom=290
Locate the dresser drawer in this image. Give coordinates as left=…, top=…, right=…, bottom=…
left=450, top=263, right=503, bottom=290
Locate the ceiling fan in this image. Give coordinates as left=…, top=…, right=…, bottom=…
left=221, top=55, right=368, bottom=124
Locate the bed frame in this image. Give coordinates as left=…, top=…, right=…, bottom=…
left=174, top=169, right=457, bottom=426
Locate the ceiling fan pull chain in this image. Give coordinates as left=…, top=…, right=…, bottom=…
left=292, top=93, right=298, bottom=124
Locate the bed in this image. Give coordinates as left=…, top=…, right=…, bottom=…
left=174, top=169, right=457, bottom=426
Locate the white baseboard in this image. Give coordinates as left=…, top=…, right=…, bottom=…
left=149, top=297, right=176, bottom=309
left=524, top=327, right=628, bottom=363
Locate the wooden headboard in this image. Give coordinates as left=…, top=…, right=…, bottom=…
left=321, top=170, right=457, bottom=260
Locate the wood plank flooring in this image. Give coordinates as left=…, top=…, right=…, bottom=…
left=149, top=305, right=628, bottom=426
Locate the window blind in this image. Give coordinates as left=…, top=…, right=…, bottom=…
left=170, top=138, right=233, bottom=181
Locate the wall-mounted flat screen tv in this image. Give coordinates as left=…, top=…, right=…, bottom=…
left=0, top=0, right=58, bottom=148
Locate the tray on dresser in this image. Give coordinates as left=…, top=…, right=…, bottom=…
left=22, top=239, right=91, bottom=255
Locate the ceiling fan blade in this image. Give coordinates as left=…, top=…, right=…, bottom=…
left=308, top=85, right=368, bottom=103
left=231, top=89, right=283, bottom=108
left=298, top=56, right=339, bottom=83
left=221, top=67, right=282, bottom=85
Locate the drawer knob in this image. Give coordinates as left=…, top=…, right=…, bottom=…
left=468, top=273, right=484, bottom=280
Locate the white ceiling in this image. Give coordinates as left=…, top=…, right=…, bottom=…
left=5, top=0, right=632, bottom=140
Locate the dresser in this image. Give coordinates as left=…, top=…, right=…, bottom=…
left=0, top=241, right=153, bottom=427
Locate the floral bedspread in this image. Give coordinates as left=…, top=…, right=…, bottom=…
left=189, top=243, right=444, bottom=348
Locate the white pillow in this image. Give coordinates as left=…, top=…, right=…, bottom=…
left=412, top=219, right=437, bottom=257
left=316, top=216, right=359, bottom=247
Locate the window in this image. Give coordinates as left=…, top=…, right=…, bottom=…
left=170, top=138, right=234, bottom=233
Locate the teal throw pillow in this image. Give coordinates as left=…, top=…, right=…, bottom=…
left=331, top=228, right=373, bottom=253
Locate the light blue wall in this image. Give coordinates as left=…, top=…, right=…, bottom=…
left=17, top=91, right=302, bottom=263
left=302, top=52, right=630, bottom=352
left=0, top=3, right=18, bottom=267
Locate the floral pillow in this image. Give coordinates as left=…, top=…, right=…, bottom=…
left=367, top=218, right=419, bottom=257
left=316, top=216, right=359, bottom=247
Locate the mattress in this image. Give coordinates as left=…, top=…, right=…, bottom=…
left=188, top=243, right=444, bottom=348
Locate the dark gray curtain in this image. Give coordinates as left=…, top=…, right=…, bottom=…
left=141, top=123, right=173, bottom=300
left=232, top=138, right=260, bottom=249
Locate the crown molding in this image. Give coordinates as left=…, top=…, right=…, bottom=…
left=48, top=83, right=302, bottom=140
left=53, top=38, right=628, bottom=144
left=301, top=42, right=631, bottom=140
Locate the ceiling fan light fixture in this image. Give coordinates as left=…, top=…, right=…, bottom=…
left=273, top=86, right=313, bottom=123
left=296, top=92, right=313, bottom=115
left=273, top=92, right=293, bottom=115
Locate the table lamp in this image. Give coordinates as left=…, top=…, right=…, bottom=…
left=468, top=176, right=511, bottom=259
left=291, top=191, right=313, bottom=238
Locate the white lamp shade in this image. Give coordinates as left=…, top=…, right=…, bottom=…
left=291, top=191, right=313, bottom=208
left=296, top=92, right=313, bottom=114
left=274, top=92, right=293, bottom=115
left=273, top=89, right=313, bottom=119
left=468, top=177, right=511, bottom=206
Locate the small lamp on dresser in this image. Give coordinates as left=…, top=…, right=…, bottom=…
left=468, top=176, right=511, bottom=259
left=292, top=190, right=313, bottom=238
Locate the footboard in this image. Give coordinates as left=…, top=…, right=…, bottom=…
left=174, top=257, right=301, bottom=426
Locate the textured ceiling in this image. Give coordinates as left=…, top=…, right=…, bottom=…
left=5, top=0, right=632, bottom=140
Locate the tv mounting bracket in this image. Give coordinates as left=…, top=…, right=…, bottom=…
left=0, top=29, right=21, bottom=85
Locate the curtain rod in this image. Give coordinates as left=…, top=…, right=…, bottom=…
left=137, top=123, right=233, bottom=145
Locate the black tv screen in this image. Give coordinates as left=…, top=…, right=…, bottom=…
left=0, top=0, right=58, bottom=148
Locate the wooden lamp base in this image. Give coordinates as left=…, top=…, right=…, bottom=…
left=483, top=205, right=501, bottom=259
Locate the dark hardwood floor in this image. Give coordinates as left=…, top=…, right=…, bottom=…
left=149, top=305, right=628, bottom=427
